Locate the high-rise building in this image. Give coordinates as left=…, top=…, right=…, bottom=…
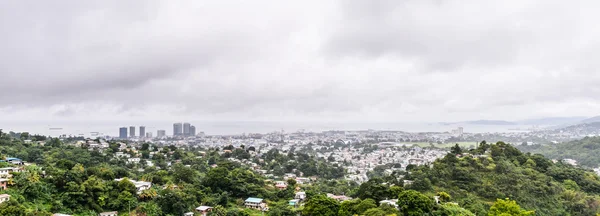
left=119, top=127, right=127, bottom=139
left=190, top=125, right=196, bottom=137
left=183, top=123, right=191, bottom=136
left=139, top=126, right=146, bottom=138
left=129, top=126, right=136, bottom=137
left=146, top=132, right=152, bottom=138
left=157, top=130, right=166, bottom=137
left=173, top=123, right=183, bottom=136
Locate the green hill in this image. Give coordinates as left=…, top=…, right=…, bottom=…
left=404, top=141, right=600, bottom=215
left=518, top=136, right=600, bottom=168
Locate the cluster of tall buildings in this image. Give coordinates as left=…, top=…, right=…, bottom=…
left=173, top=122, right=196, bottom=137
left=117, top=123, right=196, bottom=139
left=118, top=126, right=164, bottom=139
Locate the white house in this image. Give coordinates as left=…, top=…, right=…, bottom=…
left=0, top=194, right=10, bottom=204
left=114, top=178, right=151, bottom=194
left=127, top=158, right=141, bottom=164
left=244, top=197, right=266, bottom=210
left=99, top=211, right=118, bottom=216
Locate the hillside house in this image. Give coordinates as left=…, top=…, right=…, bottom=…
left=0, top=194, right=10, bottom=204
left=0, top=167, right=19, bottom=178
left=295, top=192, right=306, bottom=200
left=195, top=205, right=213, bottom=216
left=244, top=197, right=266, bottom=210
left=99, top=211, right=118, bottom=216
left=114, top=178, right=151, bottom=194
left=275, top=181, right=287, bottom=190
left=0, top=178, right=8, bottom=190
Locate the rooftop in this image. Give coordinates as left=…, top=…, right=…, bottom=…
left=245, top=197, right=263, bottom=203
left=195, top=206, right=212, bottom=211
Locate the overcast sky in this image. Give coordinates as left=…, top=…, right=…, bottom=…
left=2, top=0, right=600, bottom=123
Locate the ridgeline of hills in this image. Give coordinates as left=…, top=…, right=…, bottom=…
left=441, top=116, right=597, bottom=127
left=518, top=136, right=600, bottom=168
left=406, top=141, right=600, bottom=215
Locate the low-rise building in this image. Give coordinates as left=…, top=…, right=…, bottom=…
left=99, top=211, right=118, bottom=216
left=275, top=181, right=287, bottom=190
left=0, top=194, right=10, bottom=204
left=195, top=205, right=213, bottom=216
left=244, top=197, right=266, bottom=210
left=114, top=178, right=151, bottom=194
left=0, top=178, right=8, bottom=190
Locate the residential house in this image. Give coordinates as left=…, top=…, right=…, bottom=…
left=195, top=205, right=213, bottom=216
left=0, top=178, right=8, bottom=190
left=127, top=158, right=141, bottom=164
left=295, top=192, right=306, bottom=200
left=327, top=193, right=352, bottom=202
left=99, top=211, right=118, bottom=216
left=114, top=178, right=151, bottom=194
left=0, top=194, right=10, bottom=204
left=275, top=181, right=287, bottom=190
left=288, top=199, right=300, bottom=207
left=295, top=177, right=310, bottom=184
left=0, top=167, right=19, bottom=178
left=244, top=197, right=266, bottom=210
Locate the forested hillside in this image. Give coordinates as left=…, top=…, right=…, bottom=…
left=1, top=130, right=600, bottom=215
left=405, top=141, right=600, bottom=215
left=518, top=136, right=600, bottom=168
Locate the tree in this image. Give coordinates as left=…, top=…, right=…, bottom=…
left=356, top=178, right=392, bottom=202
left=451, top=144, right=463, bottom=155
left=437, top=191, right=451, bottom=203
left=488, top=198, right=535, bottom=216
left=0, top=200, right=27, bottom=216
left=141, top=143, right=150, bottom=151
left=397, top=190, right=434, bottom=216
left=355, top=198, right=378, bottom=214
left=363, top=208, right=387, bottom=216
left=303, top=194, right=339, bottom=216
left=435, top=203, right=475, bottom=216
left=338, top=199, right=361, bottom=216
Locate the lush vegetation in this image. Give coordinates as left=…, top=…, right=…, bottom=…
left=2, top=129, right=600, bottom=215
left=518, top=136, right=600, bottom=168
left=404, top=141, right=600, bottom=215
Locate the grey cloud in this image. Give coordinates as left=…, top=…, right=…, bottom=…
left=3, top=1, right=600, bottom=123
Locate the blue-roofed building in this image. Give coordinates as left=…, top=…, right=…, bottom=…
left=244, top=197, right=266, bottom=210
left=0, top=158, right=23, bottom=165
left=288, top=199, right=300, bottom=207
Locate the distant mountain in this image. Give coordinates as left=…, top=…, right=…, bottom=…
left=440, top=120, right=516, bottom=125
left=517, top=116, right=587, bottom=125
left=581, top=116, right=600, bottom=123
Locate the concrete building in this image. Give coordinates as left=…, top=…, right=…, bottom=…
left=119, top=127, right=127, bottom=139
left=157, top=130, right=166, bottom=137
left=190, top=125, right=196, bottom=137
left=173, top=123, right=183, bottom=136
left=146, top=132, right=152, bottom=138
left=0, top=194, right=10, bottom=204
left=244, top=197, right=266, bottom=210
left=129, top=126, right=136, bottom=137
left=139, top=126, right=145, bottom=138
left=99, top=212, right=118, bottom=216
left=183, top=123, right=191, bottom=136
